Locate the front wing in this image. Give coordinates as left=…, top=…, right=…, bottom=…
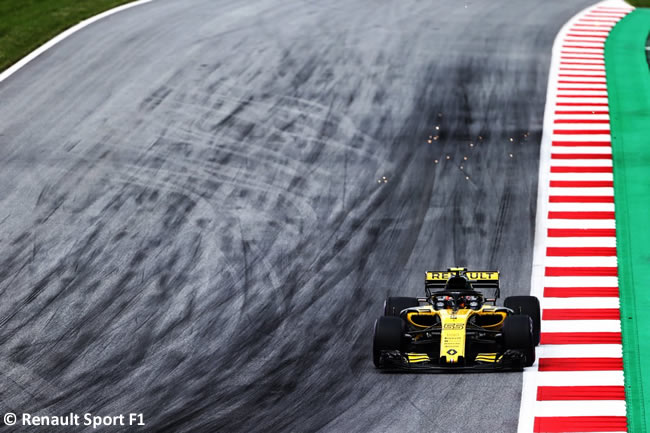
left=376, top=350, right=527, bottom=372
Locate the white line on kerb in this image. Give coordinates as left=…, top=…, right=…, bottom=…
left=541, top=319, right=621, bottom=332
left=548, top=187, right=614, bottom=195
left=539, top=344, right=623, bottom=358
left=534, top=400, right=627, bottom=417
left=546, top=238, right=617, bottom=247
left=541, top=297, right=622, bottom=309
left=0, top=0, right=153, bottom=84
left=542, top=275, right=621, bottom=286
left=536, top=370, right=625, bottom=386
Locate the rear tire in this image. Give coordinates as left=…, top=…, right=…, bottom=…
left=384, top=297, right=420, bottom=317
left=502, top=315, right=535, bottom=367
left=373, top=316, right=404, bottom=368
left=505, top=295, right=541, bottom=345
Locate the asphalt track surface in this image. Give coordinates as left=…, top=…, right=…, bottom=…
left=0, top=0, right=596, bottom=431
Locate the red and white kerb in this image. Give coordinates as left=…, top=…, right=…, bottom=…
left=518, top=1, right=634, bottom=432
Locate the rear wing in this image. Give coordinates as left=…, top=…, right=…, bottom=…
left=425, top=267, right=500, bottom=299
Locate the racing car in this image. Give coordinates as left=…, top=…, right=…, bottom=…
left=372, top=267, right=540, bottom=371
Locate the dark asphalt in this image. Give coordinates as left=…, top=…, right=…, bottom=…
left=0, top=0, right=595, bottom=431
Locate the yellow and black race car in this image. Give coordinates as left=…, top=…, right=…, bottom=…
left=372, top=267, right=540, bottom=371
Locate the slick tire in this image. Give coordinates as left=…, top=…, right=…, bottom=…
left=505, top=295, right=541, bottom=346
left=372, top=316, right=404, bottom=368
left=384, top=297, right=420, bottom=317
left=502, top=315, right=535, bottom=367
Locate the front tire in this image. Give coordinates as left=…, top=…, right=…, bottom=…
left=372, top=316, right=405, bottom=368
left=505, top=295, right=541, bottom=345
left=502, top=315, right=535, bottom=367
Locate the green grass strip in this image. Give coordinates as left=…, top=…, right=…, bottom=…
left=0, top=0, right=136, bottom=72
left=628, top=1, right=650, bottom=7
left=607, top=9, right=650, bottom=433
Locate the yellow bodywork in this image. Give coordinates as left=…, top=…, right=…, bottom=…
left=406, top=353, right=431, bottom=363
left=438, top=309, right=468, bottom=363
left=406, top=306, right=507, bottom=364
left=474, top=353, right=502, bottom=363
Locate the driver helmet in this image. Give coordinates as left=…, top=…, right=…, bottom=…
left=460, top=294, right=483, bottom=310
left=445, top=275, right=473, bottom=291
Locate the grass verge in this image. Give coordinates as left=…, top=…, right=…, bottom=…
left=607, top=8, right=650, bottom=433
left=0, top=0, right=136, bottom=72
left=628, top=0, right=650, bottom=7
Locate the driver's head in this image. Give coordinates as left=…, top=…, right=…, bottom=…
left=445, top=275, right=472, bottom=291
left=460, top=295, right=482, bottom=310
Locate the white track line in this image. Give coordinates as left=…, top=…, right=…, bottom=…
left=549, top=160, right=613, bottom=167
left=548, top=203, right=615, bottom=212
left=546, top=219, right=616, bottom=229
left=539, top=344, right=623, bottom=358
left=0, top=0, right=153, bottom=83
left=548, top=187, right=614, bottom=195
left=551, top=146, right=612, bottom=152
left=540, top=298, right=621, bottom=309
left=554, top=113, right=610, bottom=118
left=534, top=400, right=627, bottom=417
left=541, top=319, right=621, bottom=332
left=545, top=255, right=618, bottom=265
left=547, top=237, right=617, bottom=247
left=542, top=276, right=620, bottom=286
left=537, top=371, right=625, bottom=386
left=518, top=1, right=632, bottom=432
